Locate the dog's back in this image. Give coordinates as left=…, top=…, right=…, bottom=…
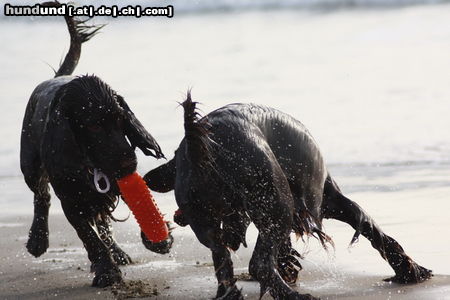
left=206, top=103, right=328, bottom=218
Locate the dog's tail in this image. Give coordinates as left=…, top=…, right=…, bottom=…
left=41, top=1, right=104, bottom=77
left=182, top=91, right=214, bottom=170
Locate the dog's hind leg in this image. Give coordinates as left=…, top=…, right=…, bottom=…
left=96, top=216, right=132, bottom=265
left=25, top=171, right=51, bottom=257
left=245, top=163, right=317, bottom=299
left=277, top=238, right=303, bottom=285
left=249, top=234, right=316, bottom=300
left=322, top=176, right=432, bottom=284
left=60, top=201, right=122, bottom=287
left=226, top=135, right=316, bottom=299
left=21, top=149, right=51, bottom=257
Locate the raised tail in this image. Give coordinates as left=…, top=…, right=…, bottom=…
left=41, top=1, right=104, bottom=77
left=181, top=91, right=214, bottom=169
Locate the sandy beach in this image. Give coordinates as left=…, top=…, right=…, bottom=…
left=1, top=168, right=450, bottom=299
left=1, top=2, right=450, bottom=299
left=1, top=208, right=449, bottom=300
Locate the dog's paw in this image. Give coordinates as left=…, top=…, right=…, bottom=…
left=384, top=263, right=433, bottom=284
left=91, top=259, right=123, bottom=288
left=92, top=267, right=123, bottom=288
left=277, top=249, right=303, bottom=284
left=26, top=223, right=49, bottom=257
left=141, top=231, right=173, bottom=254
left=110, top=245, right=133, bottom=265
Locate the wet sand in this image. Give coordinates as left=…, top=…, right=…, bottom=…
left=1, top=177, right=449, bottom=300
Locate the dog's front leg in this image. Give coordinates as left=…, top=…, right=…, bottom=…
left=277, top=239, right=303, bottom=285
left=61, top=201, right=122, bottom=287
left=96, top=216, right=132, bottom=265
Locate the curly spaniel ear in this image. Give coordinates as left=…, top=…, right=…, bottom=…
left=115, top=95, right=164, bottom=159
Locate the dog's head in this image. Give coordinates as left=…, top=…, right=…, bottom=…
left=50, top=75, right=163, bottom=180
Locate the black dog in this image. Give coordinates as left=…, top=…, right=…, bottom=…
left=144, top=94, right=432, bottom=299
left=20, top=5, right=169, bottom=287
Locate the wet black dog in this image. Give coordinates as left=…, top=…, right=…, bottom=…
left=20, top=5, right=169, bottom=287
left=144, top=93, right=432, bottom=299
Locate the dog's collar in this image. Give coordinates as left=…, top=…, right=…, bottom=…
left=93, top=168, right=110, bottom=193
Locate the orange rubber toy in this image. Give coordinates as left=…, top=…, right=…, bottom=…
left=117, top=172, right=169, bottom=243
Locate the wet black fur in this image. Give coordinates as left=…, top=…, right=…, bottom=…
left=20, top=8, right=165, bottom=288
left=144, top=94, right=432, bottom=299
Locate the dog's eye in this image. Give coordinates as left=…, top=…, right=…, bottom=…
left=87, top=124, right=102, bottom=132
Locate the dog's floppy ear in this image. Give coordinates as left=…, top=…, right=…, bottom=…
left=143, top=158, right=176, bottom=193
left=116, top=95, right=164, bottom=159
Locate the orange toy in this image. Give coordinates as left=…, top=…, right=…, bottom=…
left=117, top=172, right=169, bottom=243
